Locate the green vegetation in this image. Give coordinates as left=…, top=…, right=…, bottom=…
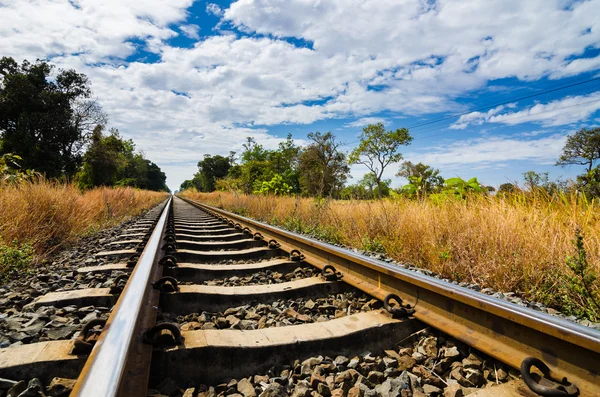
left=77, top=126, right=168, bottom=191
left=349, top=123, right=412, bottom=199
left=0, top=56, right=167, bottom=191
left=0, top=237, right=34, bottom=280
left=561, top=229, right=600, bottom=321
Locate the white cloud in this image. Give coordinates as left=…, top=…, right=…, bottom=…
left=206, top=3, right=223, bottom=17
left=451, top=92, right=600, bottom=129
left=1, top=0, right=599, bottom=189
left=414, top=134, right=567, bottom=167
left=180, top=24, right=200, bottom=40
left=345, top=117, right=389, bottom=128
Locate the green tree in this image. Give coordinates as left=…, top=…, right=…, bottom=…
left=298, top=132, right=349, bottom=197
left=556, top=127, right=600, bottom=172
left=349, top=123, right=412, bottom=199
left=77, top=127, right=167, bottom=191
left=197, top=154, right=231, bottom=192
left=498, top=183, right=516, bottom=194
left=577, top=166, right=600, bottom=199
left=0, top=57, right=106, bottom=178
left=522, top=170, right=550, bottom=191
left=397, top=161, right=443, bottom=197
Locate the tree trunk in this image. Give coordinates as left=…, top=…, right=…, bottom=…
left=376, top=179, right=382, bottom=199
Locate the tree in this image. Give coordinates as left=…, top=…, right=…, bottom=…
left=349, top=123, right=412, bottom=199
left=556, top=127, right=600, bottom=172
left=577, top=166, right=600, bottom=199
left=77, top=126, right=168, bottom=191
left=522, top=171, right=549, bottom=191
left=498, top=183, right=517, bottom=194
left=397, top=161, right=443, bottom=197
left=0, top=57, right=106, bottom=178
left=298, top=132, right=349, bottom=197
left=197, top=155, right=231, bottom=192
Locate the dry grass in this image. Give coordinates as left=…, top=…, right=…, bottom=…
left=0, top=178, right=167, bottom=277
left=180, top=190, right=600, bottom=318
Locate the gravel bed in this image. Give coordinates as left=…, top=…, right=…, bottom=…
left=0, top=203, right=165, bottom=348
left=159, top=292, right=380, bottom=331
left=199, top=267, right=319, bottom=287
left=148, top=329, right=516, bottom=397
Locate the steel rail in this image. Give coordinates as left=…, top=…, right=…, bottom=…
left=180, top=196, right=600, bottom=396
left=71, top=196, right=172, bottom=397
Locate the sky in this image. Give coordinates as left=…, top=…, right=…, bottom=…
left=1, top=0, right=600, bottom=191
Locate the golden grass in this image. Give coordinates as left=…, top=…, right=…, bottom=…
left=0, top=179, right=167, bottom=262
left=180, top=190, right=600, bottom=317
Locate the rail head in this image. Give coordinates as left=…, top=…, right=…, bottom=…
left=71, top=196, right=172, bottom=397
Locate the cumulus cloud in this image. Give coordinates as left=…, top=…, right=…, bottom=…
left=206, top=3, right=224, bottom=17
left=451, top=92, right=600, bottom=129
left=180, top=24, right=200, bottom=40
left=415, top=134, right=567, bottom=167
left=1, top=0, right=599, bottom=189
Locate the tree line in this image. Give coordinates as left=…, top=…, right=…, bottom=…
left=0, top=57, right=168, bottom=191
left=181, top=122, right=600, bottom=201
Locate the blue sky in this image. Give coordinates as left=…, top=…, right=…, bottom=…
left=2, top=0, right=600, bottom=191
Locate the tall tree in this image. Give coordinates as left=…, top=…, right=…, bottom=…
left=197, top=154, right=231, bottom=192
left=298, top=132, right=349, bottom=197
left=556, top=127, right=600, bottom=172
left=0, top=57, right=106, bottom=178
left=349, top=123, right=412, bottom=199
left=77, top=127, right=168, bottom=191
left=396, top=161, right=444, bottom=196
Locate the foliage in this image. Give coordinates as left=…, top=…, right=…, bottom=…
left=397, top=161, right=444, bottom=198
left=349, top=123, right=412, bottom=199
left=253, top=173, right=292, bottom=195
left=556, top=127, right=600, bottom=172
left=576, top=166, right=600, bottom=199
left=428, top=177, right=483, bottom=201
left=0, top=238, right=34, bottom=280
left=0, top=57, right=107, bottom=178
left=298, top=132, right=349, bottom=197
left=197, top=154, right=231, bottom=192
left=0, top=153, right=38, bottom=183
left=77, top=126, right=168, bottom=191
left=561, top=229, right=600, bottom=320
left=498, top=183, right=517, bottom=195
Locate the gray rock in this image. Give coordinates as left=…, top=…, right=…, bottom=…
left=46, top=326, right=77, bottom=340
left=46, top=377, right=76, bottom=396
left=374, top=378, right=409, bottom=397
left=334, top=356, right=349, bottom=366
left=291, top=381, right=310, bottom=397
left=237, top=378, right=256, bottom=397
left=302, top=356, right=323, bottom=367
left=347, top=358, right=360, bottom=369
left=259, top=383, right=288, bottom=397
left=422, top=384, right=442, bottom=395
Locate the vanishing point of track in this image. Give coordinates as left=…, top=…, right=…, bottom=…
left=0, top=196, right=598, bottom=396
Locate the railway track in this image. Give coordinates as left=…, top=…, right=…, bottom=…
left=0, top=195, right=598, bottom=396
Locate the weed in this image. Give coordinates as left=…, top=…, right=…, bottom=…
left=0, top=238, right=35, bottom=280
left=361, top=235, right=386, bottom=253
left=562, top=229, right=600, bottom=320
